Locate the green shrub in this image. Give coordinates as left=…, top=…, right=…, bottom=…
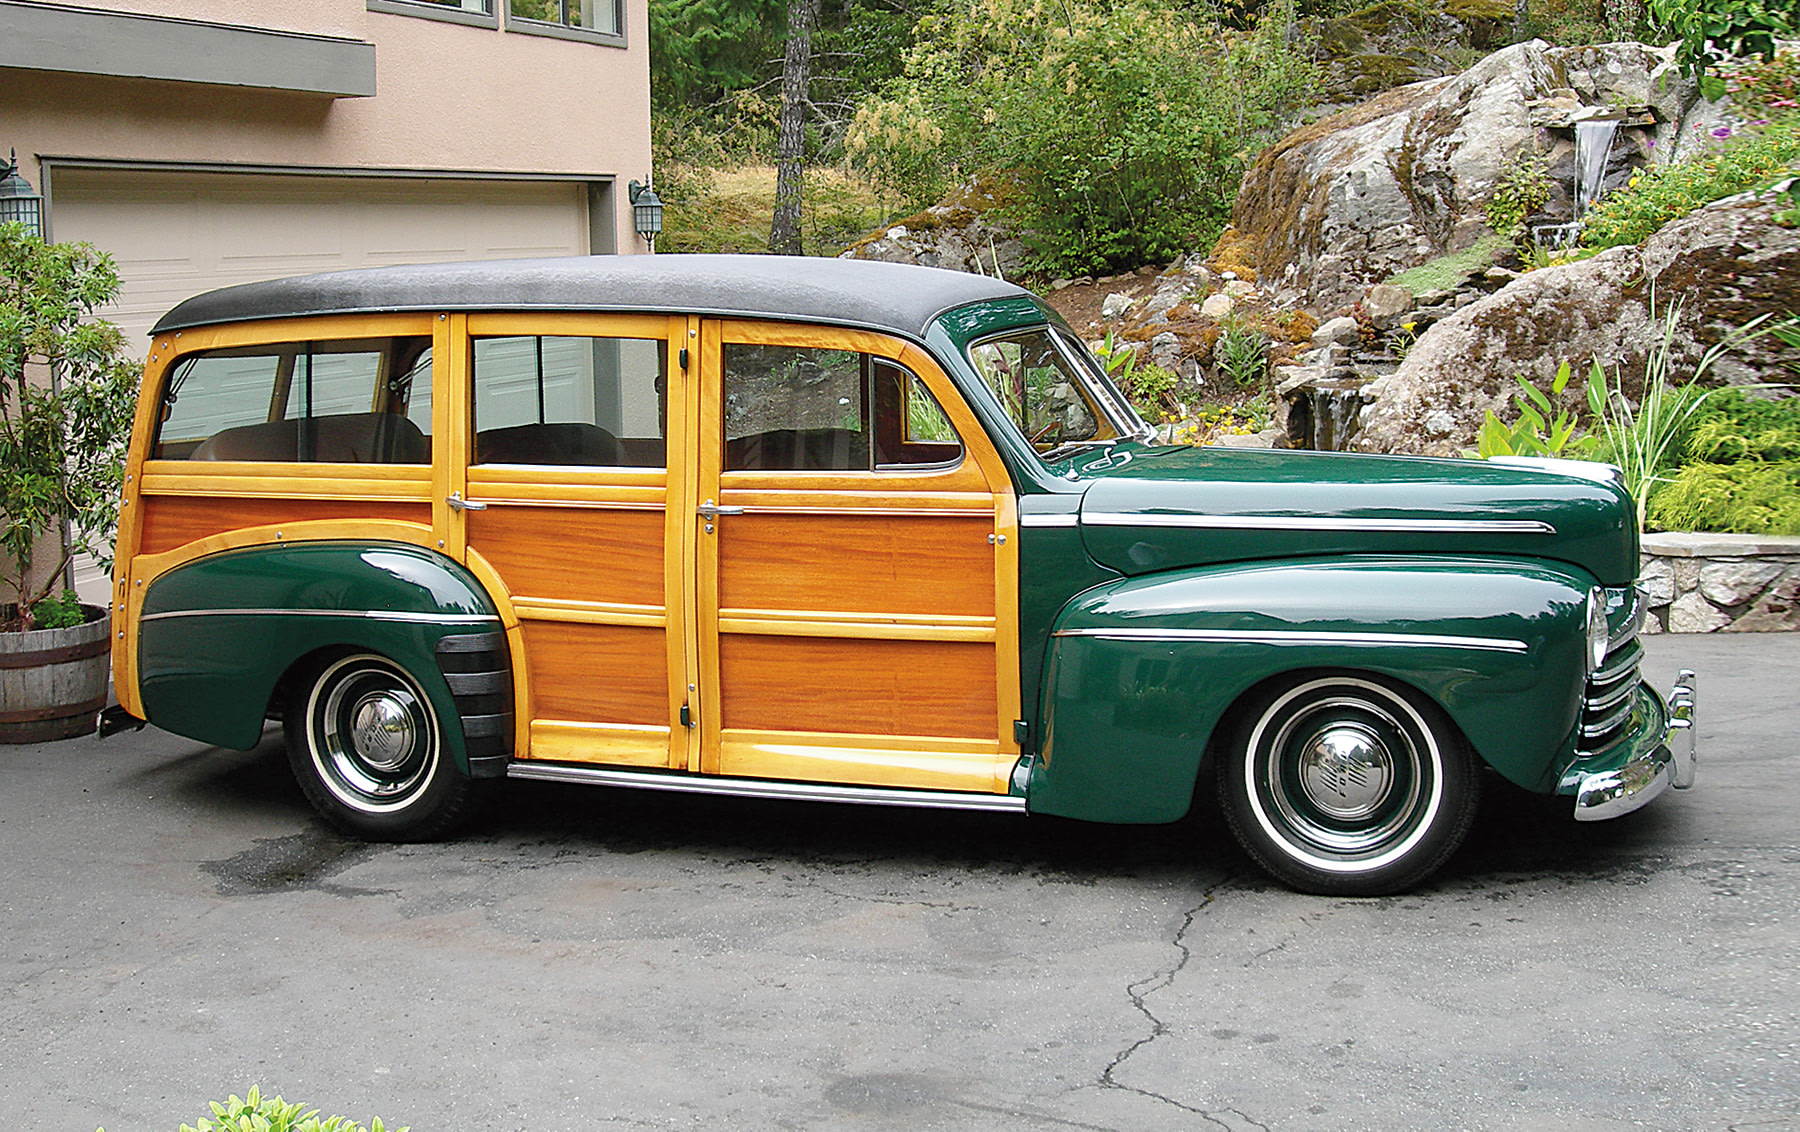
left=1469, top=362, right=1599, bottom=459
left=1647, top=458, right=1800, bottom=533
left=97, top=1086, right=406, bottom=1132
left=1580, top=116, right=1800, bottom=249
left=847, top=0, right=1318, bottom=275
left=1214, top=319, right=1271, bottom=388
left=1677, top=387, right=1800, bottom=463
left=1484, top=150, right=1554, bottom=242
left=1648, top=0, right=1798, bottom=83
left=29, top=588, right=85, bottom=630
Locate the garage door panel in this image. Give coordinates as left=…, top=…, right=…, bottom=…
left=51, top=169, right=592, bottom=349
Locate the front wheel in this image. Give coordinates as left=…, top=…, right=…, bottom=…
left=1220, top=673, right=1479, bottom=895
left=285, top=653, right=476, bottom=840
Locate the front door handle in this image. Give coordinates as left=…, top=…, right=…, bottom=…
left=696, top=500, right=745, bottom=520
left=447, top=491, right=487, bottom=512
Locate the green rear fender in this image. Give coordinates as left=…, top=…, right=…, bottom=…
left=1029, top=555, right=1594, bottom=823
left=138, top=541, right=509, bottom=767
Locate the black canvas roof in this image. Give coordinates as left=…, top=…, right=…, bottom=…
left=150, top=254, right=1038, bottom=339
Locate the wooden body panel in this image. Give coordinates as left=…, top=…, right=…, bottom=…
left=468, top=505, right=667, bottom=609
left=718, top=636, right=997, bottom=738
left=716, top=511, right=996, bottom=620
left=137, top=496, right=431, bottom=555
left=522, top=621, right=670, bottom=726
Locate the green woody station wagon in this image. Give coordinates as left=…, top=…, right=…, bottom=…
left=105, top=255, right=1696, bottom=894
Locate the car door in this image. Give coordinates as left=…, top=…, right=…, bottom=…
left=456, top=312, right=698, bottom=771
left=690, top=319, right=1022, bottom=794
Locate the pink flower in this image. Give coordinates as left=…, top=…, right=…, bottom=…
left=1711, top=126, right=1733, bottom=138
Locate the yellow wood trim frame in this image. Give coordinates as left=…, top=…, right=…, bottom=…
left=717, top=609, right=996, bottom=642
left=139, top=467, right=432, bottom=502
left=512, top=598, right=668, bottom=629
left=527, top=720, right=673, bottom=767
left=693, top=316, right=723, bottom=774
left=435, top=312, right=470, bottom=561
left=150, top=313, right=440, bottom=356
left=717, top=728, right=1012, bottom=793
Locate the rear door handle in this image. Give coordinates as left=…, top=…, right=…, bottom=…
left=696, top=500, right=744, bottom=519
left=447, top=491, right=487, bottom=511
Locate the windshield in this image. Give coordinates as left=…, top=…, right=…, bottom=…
left=967, top=326, right=1149, bottom=459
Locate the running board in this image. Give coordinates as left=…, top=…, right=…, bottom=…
left=505, top=761, right=1029, bottom=813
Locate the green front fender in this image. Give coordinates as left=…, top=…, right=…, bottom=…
left=138, top=541, right=505, bottom=765
left=1028, top=555, right=1594, bottom=823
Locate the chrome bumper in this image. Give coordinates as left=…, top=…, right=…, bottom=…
left=1573, top=669, right=1696, bottom=821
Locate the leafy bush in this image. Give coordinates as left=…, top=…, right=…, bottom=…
left=1713, top=46, right=1800, bottom=118
left=0, top=226, right=139, bottom=631
left=1484, top=150, right=1554, bottom=242
left=29, top=588, right=85, bottom=630
left=847, top=0, right=1318, bottom=275
left=1644, top=385, right=1800, bottom=533
left=1580, top=116, right=1800, bottom=249
left=97, top=1086, right=406, bottom=1132
left=1586, top=299, right=1788, bottom=527
left=1095, top=332, right=1180, bottom=417
left=1648, top=0, right=1798, bottom=83
left=1470, top=362, right=1599, bottom=459
left=1647, top=459, right=1800, bottom=533
left=1214, top=319, right=1271, bottom=388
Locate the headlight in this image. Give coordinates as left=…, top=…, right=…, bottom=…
left=1585, top=587, right=1610, bottom=674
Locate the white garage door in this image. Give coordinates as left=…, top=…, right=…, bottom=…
left=51, top=168, right=592, bottom=350
left=51, top=167, right=591, bottom=603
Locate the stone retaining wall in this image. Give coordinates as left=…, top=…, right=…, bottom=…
left=1639, top=532, right=1800, bottom=633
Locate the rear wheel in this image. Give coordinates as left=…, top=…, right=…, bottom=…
left=1220, top=673, right=1479, bottom=895
left=285, top=653, right=476, bottom=840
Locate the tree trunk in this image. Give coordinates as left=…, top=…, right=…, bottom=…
left=769, top=0, right=818, bottom=256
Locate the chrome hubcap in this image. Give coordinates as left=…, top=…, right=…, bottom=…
left=1248, top=681, right=1441, bottom=868
left=307, top=655, right=439, bottom=814
left=1296, top=723, right=1392, bottom=820
left=350, top=691, right=417, bottom=772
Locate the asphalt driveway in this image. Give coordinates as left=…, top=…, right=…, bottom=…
left=2, top=633, right=1795, bottom=1132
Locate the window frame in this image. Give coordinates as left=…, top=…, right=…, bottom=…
left=366, top=0, right=500, bottom=30
left=503, top=0, right=626, bottom=46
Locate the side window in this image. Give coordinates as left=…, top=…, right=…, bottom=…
left=723, top=345, right=962, bottom=472
left=471, top=335, right=667, bottom=467
left=155, top=337, right=433, bottom=463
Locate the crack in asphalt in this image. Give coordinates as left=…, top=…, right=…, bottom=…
left=1097, top=875, right=1271, bottom=1131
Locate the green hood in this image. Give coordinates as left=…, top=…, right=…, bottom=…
left=1063, top=444, right=1638, bottom=586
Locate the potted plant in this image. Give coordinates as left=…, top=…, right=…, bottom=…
left=0, top=223, right=139, bottom=741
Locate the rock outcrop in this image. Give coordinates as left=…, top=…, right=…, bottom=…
left=1230, top=39, right=1723, bottom=309
left=1354, top=182, right=1800, bottom=456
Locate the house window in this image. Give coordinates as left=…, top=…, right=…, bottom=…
left=367, top=0, right=498, bottom=29
left=508, top=0, right=622, bottom=40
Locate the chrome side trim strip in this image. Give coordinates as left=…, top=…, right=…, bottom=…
left=139, top=608, right=501, bottom=625
left=1050, top=627, right=1530, bottom=653
left=506, top=762, right=1030, bottom=812
left=1081, top=513, right=1557, bottom=535
left=1017, top=513, right=1081, bottom=528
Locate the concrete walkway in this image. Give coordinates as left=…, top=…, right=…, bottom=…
left=1, top=634, right=1794, bottom=1131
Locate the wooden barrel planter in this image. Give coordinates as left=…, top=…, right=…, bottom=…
left=0, top=604, right=112, bottom=743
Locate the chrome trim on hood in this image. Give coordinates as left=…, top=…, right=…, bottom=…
left=1081, top=513, right=1557, bottom=535
left=1051, top=627, right=1530, bottom=653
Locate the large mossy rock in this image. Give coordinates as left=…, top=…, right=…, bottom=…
left=1353, top=184, right=1800, bottom=456
left=1232, top=39, right=1715, bottom=309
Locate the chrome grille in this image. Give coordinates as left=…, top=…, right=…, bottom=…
left=1579, top=588, right=1644, bottom=756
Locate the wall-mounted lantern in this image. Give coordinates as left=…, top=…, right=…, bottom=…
left=0, top=149, right=44, bottom=238
left=628, top=179, right=663, bottom=252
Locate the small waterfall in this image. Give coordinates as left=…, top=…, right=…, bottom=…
left=1283, top=380, right=1369, bottom=451
left=1573, top=118, right=1620, bottom=217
